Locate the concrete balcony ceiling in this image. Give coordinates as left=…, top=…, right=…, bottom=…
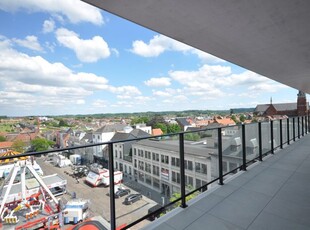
left=83, top=0, right=310, bottom=93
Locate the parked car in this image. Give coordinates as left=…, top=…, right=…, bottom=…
left=115, top=188, right=131, bottom=198
left=124, top=194, right=142, bottom=205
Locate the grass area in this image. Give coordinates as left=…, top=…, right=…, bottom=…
left=0, top=124, right=15, bottom=132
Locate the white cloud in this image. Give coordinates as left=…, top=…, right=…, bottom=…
left=13, top=35, right=43, bottom=51
left=248, top=83, right=288, bottom=93
left=152, top=90, right=171, bottom=97
left=56, top=28, right=111, bottom=63
left=0, top=0, right=103, bottom=25
left=107, top=86, right=141, bottom=96
left=131, top=34, right=225, bottom=63
left=0, top=41, right=140, bottom=112
left=45, top=41, right=56, bottom=52
left=92, top=99, right=107, bottom=108
left=42, top=19, right=55, bottom=33
left=111, top=48, right=120, bottom=57
left=144, top=77, right=171, bottom=87
left=168, top=64, right=286, bottom=99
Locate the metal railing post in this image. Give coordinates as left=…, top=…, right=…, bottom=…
left=298, top=117, right=300, bottom=139
left=306, top=115, right=308, bottom=134
left=258, top=122, right=262, bottom=161
left=218, top=128, right=223, bottom=185
left=287, top=118, right=290, bottom=145
left=280, top=119, right=283, bottom=149
left=293, top=117, right=296, bottom=141
left=302, top=116, right=304, bottom=136
left=179, top=133, right=187, bottom=208
left=242, top=124, right=247, bottom=170
left=270, top=120, right=274, bottom=154
left=308, top=113, right=310, bottom=132
left=108, top=143, right=116, bottom=230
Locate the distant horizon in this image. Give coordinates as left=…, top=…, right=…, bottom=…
left=0, top=107, right=257, bottom=118
left=0, top=1, right=302, bottom=117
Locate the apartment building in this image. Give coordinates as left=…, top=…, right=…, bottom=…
left=131, top=139, right=213, bottom=196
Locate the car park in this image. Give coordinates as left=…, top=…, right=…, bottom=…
left=124, top=194, right=142, bottom=205
left=115, top=188, right=130, bottom=198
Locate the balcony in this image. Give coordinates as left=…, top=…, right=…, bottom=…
left=144, top=130, right=310, bottom=230
left=0, top=116, right=309, bottom=229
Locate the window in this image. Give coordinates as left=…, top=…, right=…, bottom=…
left=145, top=174, right=152, bottom=185
left=185, top=175, right=194, bottom=187
left=134, top=148, right=137, bottom=155
left=115, top=150, right=118, bottom=158
left=145, top=163, right=151, bottom=173
left=134, top=159, right=137, bottom=168
left=172, top=171, right=180, bottom=184
left=138, top=172, right=144, bottom=182
left=129, top=166, right=132, bottom=175
left=153, top=165, right=159, bottom=176
left=153, top=178, right=160, bottom=189
left=195, top=179, right=207, bottom=189
left=138, top=161, right=144, bottom=170
left=185, top=160, right=193, bottom=171
left=161, top=155, right=169, bottom=164
left=172, top=157, right=180, bottom=167
left=195, top=162, right=207, bottom=174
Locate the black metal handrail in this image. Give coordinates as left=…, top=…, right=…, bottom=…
left=0, top=115, right=309, bottom=230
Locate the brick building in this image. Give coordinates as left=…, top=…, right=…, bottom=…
left=254, top=91, right=308, bottom=117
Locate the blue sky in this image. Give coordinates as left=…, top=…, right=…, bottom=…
left=0, top=0, right=301, bottom=116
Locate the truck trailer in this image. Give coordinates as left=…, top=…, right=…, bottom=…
left=85, top=168, right=122, bottom=187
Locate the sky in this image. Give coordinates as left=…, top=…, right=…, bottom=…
left=0, top=0, right=302, bottom=116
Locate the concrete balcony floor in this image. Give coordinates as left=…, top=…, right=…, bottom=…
left=144, top=134, right=310, bottom=230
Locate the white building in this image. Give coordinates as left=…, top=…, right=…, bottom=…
left=133, top=124, right=152, bottom=135
left=131, top=139, right=213, bottom=196
left=92, top=124, right=127, bottom=159
left=113, top=129, right=151, bottom=180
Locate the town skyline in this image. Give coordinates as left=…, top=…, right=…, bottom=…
left=0, top=0, right=304, bottom=117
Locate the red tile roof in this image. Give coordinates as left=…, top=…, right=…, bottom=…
left=214, top=117, right=236, bottom=126
left=152, top=128, right=163, bottom=136
left=0, top=141, right=13, bottom=149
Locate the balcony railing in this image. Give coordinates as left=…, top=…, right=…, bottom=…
left=0, top=115, right=309, bottom=229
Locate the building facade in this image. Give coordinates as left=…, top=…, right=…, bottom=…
left=131, top=140, right=212, bottom=197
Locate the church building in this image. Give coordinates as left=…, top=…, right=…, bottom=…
left=254, top=91, right=308, bottom=117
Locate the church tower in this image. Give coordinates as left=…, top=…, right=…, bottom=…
left=297, top=90, right=307, bottom=116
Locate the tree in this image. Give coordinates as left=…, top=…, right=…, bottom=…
left=12, top=140, right=26, bottom=153
left=147, top=115, right=166, bottom=128
left=58, top=119, right=69, bottom=127
left=130, top=116, right=150, bottom=125
left=167, top=124, right=181, bottom=134
left=239, top=114, right=246, bottom=123
left=184, top=133, right=200, bottom=141
left=31, top=138, right=55, bottom=152
left=231, top=115, right=238, bottom=124
left=0, top=135, right=6, bottom=142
